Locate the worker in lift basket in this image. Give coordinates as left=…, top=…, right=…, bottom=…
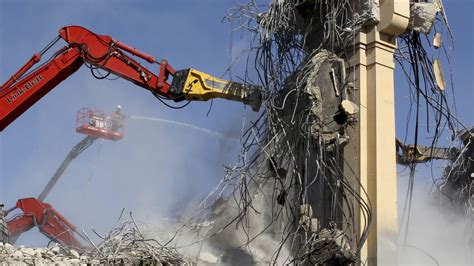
left=111, top=105, right=125, bottom=131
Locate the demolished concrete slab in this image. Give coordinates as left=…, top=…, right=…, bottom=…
left=298, top=227, right=355, bottom=265
left=408, top=2, right=440, bottom=34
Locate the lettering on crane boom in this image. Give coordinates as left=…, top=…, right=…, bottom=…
left=6, top=74, right=44, bottom=104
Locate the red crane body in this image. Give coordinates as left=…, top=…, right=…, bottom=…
left=6, top=198, right=86, bottom=250
left=0, top=25, right=177, bottom=131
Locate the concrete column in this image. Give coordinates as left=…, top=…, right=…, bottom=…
left=345, top=28, right=369, bottom=262
left=344, top=0, right=409, bottom=264
left=366, top=26, right=399, bottom=264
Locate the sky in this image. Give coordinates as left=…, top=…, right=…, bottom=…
left=0, top=0, right=254, bottom=246
left=0, top=0, right=472, bottom=254
left=395, top=0, right=474, bottom=142
left=394, top=1, right=474, bottom=263
left=395, top=1, right=474, bottom=190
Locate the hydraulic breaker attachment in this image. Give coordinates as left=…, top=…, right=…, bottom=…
left=395, top=138, right=459, bottom=165
left=169, top=68, right=262, bottom=112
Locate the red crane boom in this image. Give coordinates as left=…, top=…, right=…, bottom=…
left=1, top=25, right=241, bottom=131
left=6, top=198, right=87, bottom=250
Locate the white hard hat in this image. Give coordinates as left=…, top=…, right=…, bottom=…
left=116, top=105, right=122, bottom=111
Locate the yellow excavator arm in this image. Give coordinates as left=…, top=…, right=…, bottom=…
left=395, top=138, right=459, bottom=165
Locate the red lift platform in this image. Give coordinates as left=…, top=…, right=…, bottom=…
left=76, top=107, right=124, bottom=140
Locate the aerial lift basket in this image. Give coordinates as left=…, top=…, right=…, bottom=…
left=76, top=107, right=124, bottom=140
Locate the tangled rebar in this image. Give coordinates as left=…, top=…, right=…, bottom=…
left=83, top=211, right=187, bottom=265
left=159, top=0, right=470, bottom=264
left=159, top=1, right=380, bottom=264
left=395, top=1, right=472, bottom=249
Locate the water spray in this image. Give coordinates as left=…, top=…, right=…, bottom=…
left=129, top=116, right=238, bottom=141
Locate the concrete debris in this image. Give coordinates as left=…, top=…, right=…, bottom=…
left=341, top=100, right=359, bottom=115
left=70, top=249, right=80, bottom=259
left=0, top=216, right=188, bottom=265
left=433, top=32, right=442, bottom=49
left=433, top=59, right=446, bottom=91
left=273, top=50, right=352, bottom=150
left=198, top=252, right=220, bottom=264
left=0, top=205, right=8, bottom=244
left=303, top=51, right=351, bottom=148
left=299, top=204, right=313, bottom=217
left=299, top=227, right=355, bottom=265
left=408, top=2, right=440, bottom=34
left=359, top=0, right=380, bottom=26
left=299, top=216, right=320, bottom=233
left=299, top=204, right=320, bottom=232
left=0, top=242, right=93, bottom=265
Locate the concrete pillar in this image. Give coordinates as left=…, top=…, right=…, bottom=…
left=345, top=0, right=409, bottom=264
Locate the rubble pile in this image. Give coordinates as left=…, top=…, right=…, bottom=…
left=0, top=243, right=93, bottom=265
left=85, top=220, right=187, bottom=265
left=1, top=216, right=188, bottom=265
left=299, top=227, right=355, bottom=265
left=0, top=239, right=187, bottom=265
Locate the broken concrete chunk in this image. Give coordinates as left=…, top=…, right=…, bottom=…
left=199, top=252, right=220, bottom=264
left=3, top=243, right=14, bottom=253
left=360, top=0, right=380, bottom=25
left=310, top=218, right=319, bottom=232
left=340, top=100, right=359, bottom=115
left=12, top=250, right=23, bottom=259
left=22, top=247, right=35, bottom=257
left=69, top=258, right=81, bottom=264
left=70, top=249, right=80, bottom=258
left=35, top=249, right=43, bottom=258
left=51, top=246, right=61, bottom=254
left=433, top=59, right=446, bottom=91
left=299, top=215, right=311, bottom=230
left=298, top=211, right=318, bottom=232
left=0, top=224, right=188, bottom=264
left=408, top=3, right=440, bottom=34
left=299, top=204, right=313, bottom=217
left=303, top=228, right=355, bottom=264
left=433, top=32, right=442, bottom=49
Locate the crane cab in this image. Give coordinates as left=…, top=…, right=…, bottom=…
left=76, top=108, right=124, bottom=140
